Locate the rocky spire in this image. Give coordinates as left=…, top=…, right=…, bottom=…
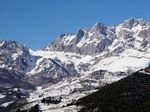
left=90, top=22, right=105, bottom=33
left=76, top=29, right=84, bottom=38
left=122, top=18, right=145, bottom=29
left=76, top=29, right=84, bottom=44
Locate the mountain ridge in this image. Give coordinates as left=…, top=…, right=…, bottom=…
left=0, top=18, right=150, bottom=111
left=0, top=18, right=150, bottom=84
left=43, top=18, right=150, bottom=55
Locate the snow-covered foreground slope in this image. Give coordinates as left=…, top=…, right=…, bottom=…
left=27, top=84, right=96, bottom=112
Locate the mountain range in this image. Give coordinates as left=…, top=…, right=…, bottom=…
left=0, top=18, right=150, bottom=112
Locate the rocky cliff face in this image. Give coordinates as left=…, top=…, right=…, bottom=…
left=44, top=22, right=114, bottom=55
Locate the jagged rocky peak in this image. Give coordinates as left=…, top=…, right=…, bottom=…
left=55, top=34, right=66, bottom=42
left=0, top=40, right=34, bottom=73
left=0, top=40, right=29, bottom=55
left=43, top=18, right=150, bottom=55
left=44, top=34, right=66, bottom=51
left=76, top=29, right=84, bottom=38
left=121, top=18, right=146, bottom=29
left=75, top=29, right=84, bottom=44
left=90, top=22, right=106, bottom=33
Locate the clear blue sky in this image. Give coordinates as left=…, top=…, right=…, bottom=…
left=0, top=0, right=150, bottom=50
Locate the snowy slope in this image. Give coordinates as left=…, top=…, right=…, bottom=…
left=28, top=48, right=150, bottom=76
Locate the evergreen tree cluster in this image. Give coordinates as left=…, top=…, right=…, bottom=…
left=16, top=104, right=41, bottom=112
left=41, top=96, right=61, bottom=104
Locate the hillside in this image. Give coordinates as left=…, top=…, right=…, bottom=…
left=76, top=69, right=150, bottom=112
